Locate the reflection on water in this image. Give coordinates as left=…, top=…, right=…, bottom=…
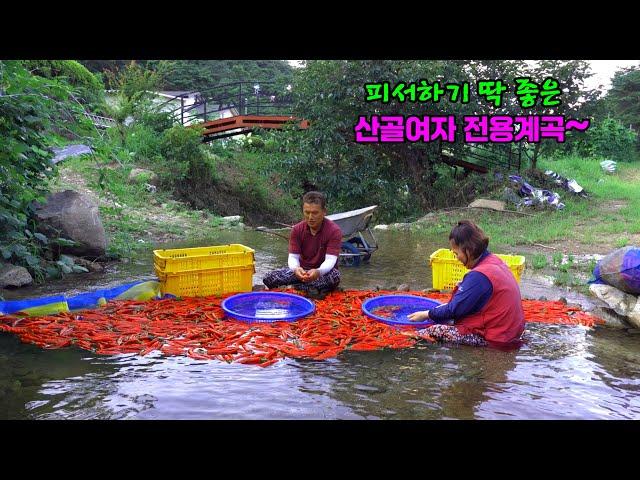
left=2, top=230, right=640, bottom=419
left=3, top=323, right=640, bottom=420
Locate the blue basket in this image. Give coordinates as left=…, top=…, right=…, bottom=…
left=221, top=292, right=315, bottom=323
left=362, top=295, right=442, bottom=328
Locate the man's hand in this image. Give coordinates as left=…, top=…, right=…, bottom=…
left=294, top=267, right=308, bottom=281
left=407, top=310, right=430, bottom=322
left=305, top=269, right=320, bottom=282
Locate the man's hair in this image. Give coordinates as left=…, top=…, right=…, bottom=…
left=302, top=191, right=327, bottom=209
left=449, top=220, right=489, bottom=259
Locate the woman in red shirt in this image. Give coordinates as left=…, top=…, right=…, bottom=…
left=408, top=220, right=525, bottom=348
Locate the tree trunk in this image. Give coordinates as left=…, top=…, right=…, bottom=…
left=531, top=142, right=541, bottom=170
left=405, top=150, right=437, bottom=209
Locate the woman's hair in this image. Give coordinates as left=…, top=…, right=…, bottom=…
left=302, top=191, right=327, bottom=209
left=449, top=220, right=489, bottom=259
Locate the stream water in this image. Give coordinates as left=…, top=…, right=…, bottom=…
left=2, top=230, right=639, bottom=419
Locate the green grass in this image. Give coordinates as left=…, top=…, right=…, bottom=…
left=415, top=155, right=640, bottom=252
left=43, top=124, right=303, bottom=262
left=213, top=148, right=299, bottom=220
left=615, top=237, right=630, bottom=248
left=532, top=254, right=548, bottom=269
left=412, top=154, right=639, bottom=297
left=49, top=154, right=233, bottom=259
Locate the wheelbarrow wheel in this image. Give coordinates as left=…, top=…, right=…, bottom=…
left=340, top=241, right=361, bottom=267
left=347, top=237, right=371, bottom=262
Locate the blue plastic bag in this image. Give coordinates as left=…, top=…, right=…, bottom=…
left=591, top=247, right=640, bottom=295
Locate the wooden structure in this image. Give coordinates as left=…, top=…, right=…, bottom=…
left=197, top=115, right=309, bottom=140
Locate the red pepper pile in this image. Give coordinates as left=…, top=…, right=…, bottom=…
left=0, top=290, right=604, bottom=367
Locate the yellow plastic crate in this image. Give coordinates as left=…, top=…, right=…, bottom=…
left=154, top=244, right=255, bottom=297
left=429, top=248, right=525, bottom=291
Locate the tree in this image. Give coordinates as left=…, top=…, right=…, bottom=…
left=141, top=60, right=294, bottom=94
left=101, top=61, right=164, bottom=129
left=23, top=60, right=105, bottom=110
left=582, top=116, right=637, bottom=162
left=517, top=60, right=600, bottom=169
left=287, top=60, right=471, bottom=215
left=277, top=60, right=603, bottom=219
left=79, top=60, right=131, bottom=83
left=606, top=65, right=640, bottom=131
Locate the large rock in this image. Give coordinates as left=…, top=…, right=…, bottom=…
left=128, top=168, right=158, bottom=185
left=589, top=283, right=640, bottom=328
left=416, top=212, right=437, bottom=223
left=0, top=263, right=33, bottom=288
left=628, top=300, right=640, bottom=329
left=468, top=199, right=505, bottom=211
left=391, top=223, right=411, bottom=231
left=34, top=190, right=107, bottom=258
left=590, top=306, right=631, bottom=329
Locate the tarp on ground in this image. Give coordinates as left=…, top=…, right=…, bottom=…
left=0, top=280, right=162, bottom=316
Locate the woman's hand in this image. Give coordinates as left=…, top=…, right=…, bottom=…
left=407, top=310, right=430, bottom=322
left=294, top=267, right=308, bottom=281
left=305, top=269, right=320, bottom=282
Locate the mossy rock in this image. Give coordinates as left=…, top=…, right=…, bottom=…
left=128, top=168, right=158, bottom=185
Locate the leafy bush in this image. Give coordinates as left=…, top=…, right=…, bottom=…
left=532, top=254, right=548, bottom=269
left=139, top=109, right=175, bottom=133
left=239, top=133, right=266, bottom=151
left=103, top=62, right=164, bottom=124
left=23, top=60, right=105, bottom=108
left=123, top=123, right=163, bottom=163
left=579, top=117, right=638, bottom=162
left=1, top=61, right=89, bottom=280
left=159, top=125, right=208, bottom=182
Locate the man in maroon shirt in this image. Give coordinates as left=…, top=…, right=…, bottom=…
left=263, top=191, right=343, bottom=298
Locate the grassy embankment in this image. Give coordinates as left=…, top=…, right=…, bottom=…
left=413, top=155, right=640, bottom=291
left=48, top=147, right=298, bottom=260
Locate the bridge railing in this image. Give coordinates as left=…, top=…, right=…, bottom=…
left=441, top=141, right=528, bottom=172
left=153, top=81, right=295, bottom=126
left=83, top=112, right=117, bottom=129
